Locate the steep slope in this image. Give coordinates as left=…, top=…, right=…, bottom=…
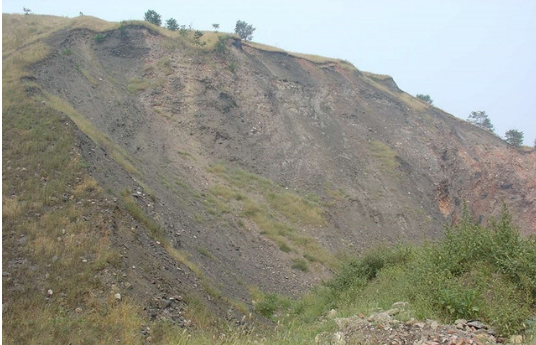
left=4, top=15, right=536, bottom=341
left=27, top=19, right=536, bottom=295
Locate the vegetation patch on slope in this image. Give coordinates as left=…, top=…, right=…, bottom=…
left=206, top=164, right=336, bottom=270
left=280, top=206, right=536, bottom=337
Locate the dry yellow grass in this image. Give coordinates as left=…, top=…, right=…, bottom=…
left=245, top=41, right=357, bottom=71
left=2, top=197, right=22, bottom=219
left=362, top=73, right=428, bottom=112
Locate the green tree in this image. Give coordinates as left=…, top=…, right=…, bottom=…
left=235, top=20, right=255, bottom=41
left=178, top=25, right=188, bottom=37
left=468, top=111, right=494, bottom=132
left=505, top=129, right=524, bottom=147
left=215, top=36, right=227, bottom=55
left=144, top=10, right=162, bottom=26
left=416, top=94, right=433, bottom=104
left=212, top=23, right=220, bottom=32
left=193, top=30, right=205, bottom=46
left=166, top=18, right=179, bottom=31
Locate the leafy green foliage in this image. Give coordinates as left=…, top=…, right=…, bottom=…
left=165, top=18, right=178, bottom=31
left=93, top=34, right=105, bottom=43
left=144, top=9, right=162, bottom=26
left=254, top=293, right=290, bottom=319
left=505, top=129, right=524, bottom=147
left=174, top=25, right=187, bottom=37
left=215, top=36, right=227, bottom=55
left=317, top=205, right=536, bottom=335
left=193, top=30, right=205, bottom=46
left=415, top=94, right=433, bottom=104
left=468, top=110, right=494, bottom=132
left=228, top=61, right=237, bottom=73
left=326, top=245, right=412, bottom=291
left=235, top=20, right=255, bottom=41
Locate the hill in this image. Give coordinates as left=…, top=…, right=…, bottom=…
left=3, top=14, right=535, bottom=344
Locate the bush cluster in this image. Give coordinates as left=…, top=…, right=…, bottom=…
left=319, top=204, right=535, bottom=335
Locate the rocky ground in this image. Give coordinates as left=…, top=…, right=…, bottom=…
left=316, top=303, right=533, bottom=345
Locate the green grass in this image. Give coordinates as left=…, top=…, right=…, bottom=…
left=2, top=27, right=149, bottom=342
left=291, top=205, right=536, bottom=336
left=291, top=258, right=309, bottom=272
left=369, top=140, right=400, bottom=176
left=127, top=77, right=153, bottom=93
left=205, top=165, right=336, bottom=270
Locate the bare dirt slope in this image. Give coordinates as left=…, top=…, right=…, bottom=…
left=28, top=23, right=536, bottom=306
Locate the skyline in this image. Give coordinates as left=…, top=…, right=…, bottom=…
left=3, top=0, right=535, bottom=145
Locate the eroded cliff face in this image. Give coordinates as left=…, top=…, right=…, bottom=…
left=31, top=25, right=535, bottom=299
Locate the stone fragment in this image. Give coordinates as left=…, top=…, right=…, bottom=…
left=509, top=335, right=523, bottom=344
left=467, top=320, right=487, bottom=329
left=331, top=332, right=346, bottom=345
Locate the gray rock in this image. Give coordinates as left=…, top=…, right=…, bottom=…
left=314, top=332, right=330, bottom=345
left=467, top=320, right=487, bottom=329
left=454, top=319, right=467, bottom=329
left=331, top=332, right=346, bottom=345
left=387, top=307, right=400, bottom=316
left=391, top=301, right=410, bottom=310
left=429, top=320, right=439, bottom=330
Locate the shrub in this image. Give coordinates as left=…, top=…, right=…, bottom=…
left=468, top=110, right=494, bottom=132
left=144, top=9, right=162, bottom=26
left=166, top=18, right=178, bottom=31
left=235, top=20, right=255, bottom=41
left=505, top=129, right=524, bottom=147
left=326, top=245, right=412, bottom=291
left=416, top=94, right=433, bottom=104
left=255, top=293, right=279, bottom=318
left=93, top=34, right=105, bottom=43
left=193, top=30, right=205, bottom=46
left=321, top=204, right=535, bottom=335
left=178, top=25, right=188, bottom=37
left=228, top=62, right=237, bottom=73
left=215, top=36, right=227, bottom=55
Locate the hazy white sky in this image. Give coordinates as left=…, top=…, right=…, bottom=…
left=3, top=0, right=536, bottom=145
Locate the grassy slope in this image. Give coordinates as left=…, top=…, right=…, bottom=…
left=3, top=13, right=535, bottom=344
left=2, top=15, right=146, bottom=344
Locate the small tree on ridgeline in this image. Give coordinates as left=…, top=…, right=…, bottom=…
left=144, top=10, right=162, bottom=26
left=23, top=7, right=32, bottom=15
left=166, top=18, right=179, bottom=31
left=505, top=129, right=524, bottom=147
left=416, top=94, right=433, bottom=105
left=193, top=30, right=206, bottom=46
left=468, top=110, right=494, bottom=133
left=212, top=23, right=220, bottom=32
left=235, top=20, right=255, bottom=41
